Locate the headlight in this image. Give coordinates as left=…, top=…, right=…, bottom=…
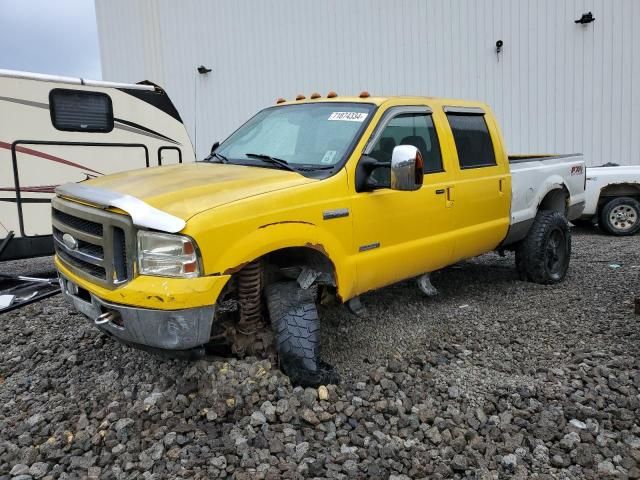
left=137, top=231, right=200, bottom=278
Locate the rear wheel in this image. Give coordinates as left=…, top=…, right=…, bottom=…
left=598, top=196, right=640, bottom=236
left=265, top=282, right=338, bottom=387
left=515, top=210, right=571, bottom=284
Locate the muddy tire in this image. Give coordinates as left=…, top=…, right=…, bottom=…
left=265, top=282, right=338, bottom=387
left=598, top=196, right=640, bottom=236
left=515, top=210, right=571, bottom=284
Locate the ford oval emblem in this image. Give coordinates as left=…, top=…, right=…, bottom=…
left=62, top=233, right=78, bottom=250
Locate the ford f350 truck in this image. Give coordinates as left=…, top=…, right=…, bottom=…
left=53, top=94, right=586, bottom=385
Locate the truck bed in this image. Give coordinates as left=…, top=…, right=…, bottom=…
left=505, top=153, right=586, bottom=245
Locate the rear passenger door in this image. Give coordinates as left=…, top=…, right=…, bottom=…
left=443, top=107, right=511, bottom=261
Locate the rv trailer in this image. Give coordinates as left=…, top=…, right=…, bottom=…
left=0, top=69, right=195, bottom=262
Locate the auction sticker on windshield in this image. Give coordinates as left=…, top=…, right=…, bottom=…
left=321, top=150, right=337, bottom=164
left=328, top=112, right=368, bottom=122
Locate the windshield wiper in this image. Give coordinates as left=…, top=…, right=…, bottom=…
left=297, top=165, right=334, bottom=171
left=245, top=153, right=298, bottom=172
left=206, top=151, right=229, bottom=163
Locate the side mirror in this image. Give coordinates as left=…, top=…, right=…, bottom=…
left=390, top=145, right=424, bottom=191
left=210, top=141, right=220, bottom=153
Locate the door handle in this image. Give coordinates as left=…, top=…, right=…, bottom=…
left=446, top=186, right=454, bottom=207
left=435, top=189, right=445, bottom=194
left=499, top=178, right=505, bottom=196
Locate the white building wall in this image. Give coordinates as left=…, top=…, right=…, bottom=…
left=96, top=0, right=640, bottom=165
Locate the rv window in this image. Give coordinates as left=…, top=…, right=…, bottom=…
left=50, top=89, right=114, bottom=132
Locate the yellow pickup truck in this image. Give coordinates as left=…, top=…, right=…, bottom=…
left=53, top=94, right=586, bottom=385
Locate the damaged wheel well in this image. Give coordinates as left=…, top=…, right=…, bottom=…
left=539, top=187, right=569, bottom=216
left=598, top=183, right=640, bottom=208
left=263, top=247, right=337, bottom=287
left=210, top=246, right=338, bottom=357
left=219, top=246, right=337, bottom=306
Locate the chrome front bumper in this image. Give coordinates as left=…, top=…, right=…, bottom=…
left=59, top=274, right=215, bottom=351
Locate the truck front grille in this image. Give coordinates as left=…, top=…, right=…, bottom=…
left=52, top=197, right=135, bottom=288
left=56, top=248, right=107, bottom=280
left=52, top=209, right=103, bottom=236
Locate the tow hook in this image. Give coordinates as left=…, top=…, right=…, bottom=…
left=95, top=310, right=123, bottom=328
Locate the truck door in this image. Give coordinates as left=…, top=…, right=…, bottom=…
left=351, top=106, right=455, bottom=294
left=442, top=107, right=511, bottom=261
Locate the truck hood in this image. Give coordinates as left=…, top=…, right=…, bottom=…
left=81, top=163, right=316, bottom=220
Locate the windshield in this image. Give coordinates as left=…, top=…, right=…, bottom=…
left=213, top=102, right=375, bottom=171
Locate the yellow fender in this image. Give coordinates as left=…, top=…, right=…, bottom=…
left=206, top=222, right=356, bottom=301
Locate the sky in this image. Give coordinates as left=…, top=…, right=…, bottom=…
left=0, top=0, right=101, bottom=79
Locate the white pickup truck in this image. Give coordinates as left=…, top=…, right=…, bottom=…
left=574, top=164, right=640, bottom=236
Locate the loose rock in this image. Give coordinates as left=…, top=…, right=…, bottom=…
left=0, top=234, right=638, bottom=478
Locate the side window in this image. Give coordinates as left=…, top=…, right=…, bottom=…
left=49, top=89, right=114, bottom=132
left=446, top=113, right=496, bottom=169
left=369, top=113, right=443, bottom=173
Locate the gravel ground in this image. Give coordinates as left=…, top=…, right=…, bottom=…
left=0, top=227, right=639, bottom=479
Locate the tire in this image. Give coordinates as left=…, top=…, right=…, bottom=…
left=598, top=196, right=640, bottom=236
left=265, top=282, right=338, bottom=387
left=515, top=210, right=571, bottom=284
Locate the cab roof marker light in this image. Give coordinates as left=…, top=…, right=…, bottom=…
left=359, top=91, right=370, bottom=98
left=295, top=94, right=306, bottom=100
left=310, top=92, right=321, bottom=99
left=276, top=97, right=286, bottom=104
left=327, top=91, right=338, bottom=98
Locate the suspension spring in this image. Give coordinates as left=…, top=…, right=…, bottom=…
left=237, top=260, right=262, bottom=333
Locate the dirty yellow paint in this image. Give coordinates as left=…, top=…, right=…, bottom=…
left=56, top=257, right=230, bottom=310
left=63, top=95, right=511, bottom=307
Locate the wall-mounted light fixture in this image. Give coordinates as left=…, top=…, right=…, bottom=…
left=495, top=40, right=503, bottom=62
left=194, top=65, right=212, bottom=155
left=575, top=12, right=595, bottom=25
